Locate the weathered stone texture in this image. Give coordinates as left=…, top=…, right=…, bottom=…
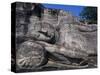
left=14, top=2, right=97, bottom=72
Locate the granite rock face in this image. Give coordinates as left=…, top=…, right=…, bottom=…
left=13, top=2, right=97, bottom=72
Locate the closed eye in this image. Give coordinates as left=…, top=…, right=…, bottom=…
left=38, top=31, right=50, bottom=37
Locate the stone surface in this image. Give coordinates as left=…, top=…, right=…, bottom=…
left=13, top=2, right=97, bottom=72
left=16, top=40, right=47, bottom=70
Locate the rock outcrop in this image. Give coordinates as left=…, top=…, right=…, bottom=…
left=14, top=2, right=97, bottom=72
